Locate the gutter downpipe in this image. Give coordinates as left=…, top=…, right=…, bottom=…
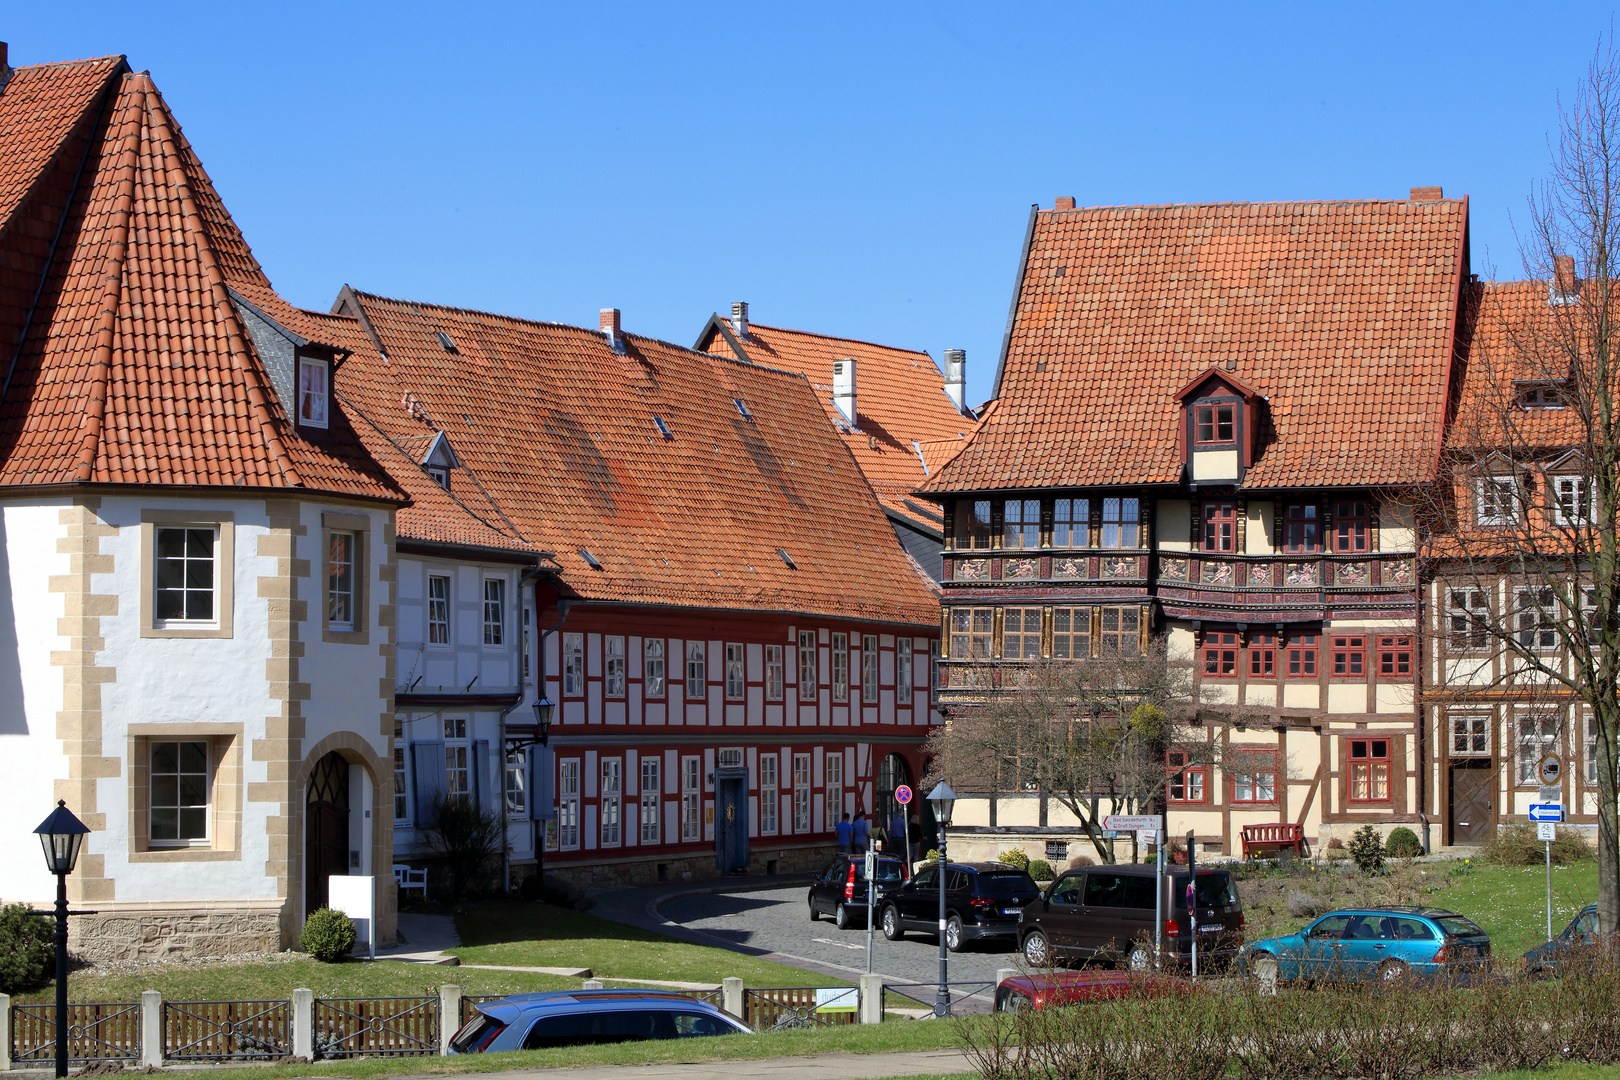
left=498, top=561, right=549, bottom=894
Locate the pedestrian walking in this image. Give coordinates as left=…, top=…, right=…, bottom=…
left=852, top=811, right=870, bottom=854
left=835, top=813, right=853, bottom=854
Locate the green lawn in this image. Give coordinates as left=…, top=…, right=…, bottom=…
left=451, top=901, right=838, bottom=987
left=1439, top=858, right=1598, bottom=959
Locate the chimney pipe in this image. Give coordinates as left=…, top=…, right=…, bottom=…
left=943, top=349, right=967, bottom=415
left=600, top=308, right=625, bottom=354
left=1054, top=196, right=1076, bottom=210
left=1409, top=186, right=1443, bottom=201
left=832, top=359, right=857, bottom=427
left=730, top=301, right=750, bottom=340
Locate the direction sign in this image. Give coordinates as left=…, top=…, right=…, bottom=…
left=1102, top=814, right=1160, bottom=833
left=1139, top=829, right=1158, bottom=844
left=1539, top=755, right=1563, bottom=788
left=894, top=785, right=912, bottom=806
left=1529, top=803, right=1564, bottom=823
left=1537, top=822, right=1558, bottom=842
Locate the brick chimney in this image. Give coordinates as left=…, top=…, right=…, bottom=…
left=730, top=301, right=750, bottom=340
left=0, top=42, right=12, bottom=94
left=1409, top=186, right=1444, bottom=201
left=832, top=358, right=857, bottom=426
left=1055, top=196, right=1076, bottom=210
left=600, top=308, right=625, bottom=354
left=1553, top=255, right=1579, bottom=304
left=943, top=349, right=967, bottom=415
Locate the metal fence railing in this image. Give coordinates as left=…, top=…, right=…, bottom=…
left=312, top=996, right=438, bottom=1057
left=164, top=999, right=292, bottom=1060
left=882, top=980, right=998, bottom=1015
left=742, top=987, right=858, bottom=1030
left=9, top=1002, right=141, bottom=1064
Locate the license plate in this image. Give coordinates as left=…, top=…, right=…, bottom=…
left=1003, top=907, right=1022, bottom=916
left=1197, top=923, right=1221, bottom=933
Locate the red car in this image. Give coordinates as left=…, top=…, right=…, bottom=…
left=994, top=970, right=1184, bottom=1011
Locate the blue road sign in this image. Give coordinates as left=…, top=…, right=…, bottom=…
left=1529, top=804, right=1564, bottom=823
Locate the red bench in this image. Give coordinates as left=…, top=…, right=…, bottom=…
left=1241, top=822, right=1307, bottom=860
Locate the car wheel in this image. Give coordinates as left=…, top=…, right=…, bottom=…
left=1377, top=959, right=1411, bottom=984
left=945, top=915, right=965, bottom=952
left=1252, top=952, right=1279, bottom=995
left=808, top=896, right=820, bottom=922
left=1126, top=943, right=1153, bottom=973
left=881, top=905, right=905, bottom=941
left=1023, top=930, right=1050, bottom=967
left=835, top=903, right=854, bottom=931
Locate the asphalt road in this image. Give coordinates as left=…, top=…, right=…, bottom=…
left=659, top=883, right=1022, bottom=1006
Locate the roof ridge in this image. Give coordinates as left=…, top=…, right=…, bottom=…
left=16, top=55, right=127, bottom=72
left=747, top=321, right=934, bottom=361
left=1050, top=197, right=1466, bottom=214
left=142, top=78, right=304, bottom=488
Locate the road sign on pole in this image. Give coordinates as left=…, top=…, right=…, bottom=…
left=1529, top=804, right=1564, bottom=823
left=895, top=785, right=912, bottom=805
left=1102, top=815, right=1160, bottom=833
left=1538, top=755, right=1563, bottom=788
left=1536, top=821, right=1558, bottom=842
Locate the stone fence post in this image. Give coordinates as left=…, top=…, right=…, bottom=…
left=140, top=990, right=163, bottom=1067
left=291, top=989, right=314, bottom=1061
left=438, top=985, right=461, bottom=1055
left=858, top=973, right=883, bottom=1024
left=721, top=977, right=743, bottom=1019
left=0, top=993, right=10, bottom=1071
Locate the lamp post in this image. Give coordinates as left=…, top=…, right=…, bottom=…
left=34, top=801, right=89, bottom=1080
left=508, top=698, right=554, bottom=886
left=926, top=781, right=956, bottom=1018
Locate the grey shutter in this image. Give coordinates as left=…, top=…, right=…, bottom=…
left=413, top=741, right=445, bottom=828
left=474, top=739, right=491, bottom=811
left=532, top=746, right=556, bottom=820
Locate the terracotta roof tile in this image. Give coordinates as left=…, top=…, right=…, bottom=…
left=923, top=198, right=1469, bottom=494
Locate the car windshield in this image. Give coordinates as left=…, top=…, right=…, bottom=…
left=1434, top=915, right=1487, bottom=939
left=1172, top=872, right=1238, bottom=909
left=854, top=860, right=905, bottom=883
left=975, top=871, right=1037, bottom=897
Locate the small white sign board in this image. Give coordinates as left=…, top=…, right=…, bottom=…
left=1139, top=829, right=1158, bottom=844
left=1102, top=815, right=1160, bottom=833
left=1537, top=822, right=1558, bottom=842
left=328, top=875, right=375, bottom=960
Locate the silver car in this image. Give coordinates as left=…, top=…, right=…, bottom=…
left=448, top=989, right=752, bottom=1053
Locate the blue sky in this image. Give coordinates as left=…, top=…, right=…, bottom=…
left=10, top=3, right=1613, bottom=408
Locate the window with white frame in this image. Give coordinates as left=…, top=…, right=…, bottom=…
left=687, top=641, right=706, bottom=697
left=765, top=644, right=784, bottom=701
left=1230, top=750, right=1277, bottom=803
left=793, top=753, right=811, bottom=833
left=150, top=740, right=209, bottom=845
left=798, top=630, right=817, bottom=690
left=298, top=356, right=329, bottom=428
left=505, top=746, right=527, bottom=816
left=831, top=633, right=849, bottom=701
left=1516, top=709, right=1561, bottom=785
left=563, top=633, right=584, bottom=696
left=862, top=635, right=878, bottom=703
left=824, top=753, right=843, bottom=830
left=1583, top=587, right=1600, bottom=639
left=645, top=638, right=666, bottom=698
left=522, top=607, right=532, bottom=683
left=155, top=527, right=218, bottom=624
left=559, top=759, right=580, bottom=849
left=427, top=574, right=450, bottom=645
left=759, top=753, right=778, bottom=834
left=1515, top=587, right=1558, bottom=651
left=897, top=638, right=913, bottom=704
left=1448, top=588, right=1490, bottom=651
left=601, top=758, right=621, bottom=846
left=605, top=636, right=626, bottom=697
left=1554, top=475, right=1592, bottom=525
left=1450, top=712, right=1490, bottom=757
left=483, top=579, right=505, bottom=646
left=444, top=715, right=470, bottom=797
left=1475, top=476, right=1519, bottom=526
left=1586, top=711, right=1601, bottom=786
left=680, top=756, right=701, bottom=841
left=725, top=642, right=745, bottom=700
left=393, top=715, right=410, bottom=821
left=327, top=531, right=356, bottom=631
left=640, top=757, right=660, bottom=843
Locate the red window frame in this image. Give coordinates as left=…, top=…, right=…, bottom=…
left=1230, top=751, right=1278, bottom=804
left=1202, top=632, right=1238, bottom=677
left=1348, top=738, right=1391, bottom=803
left=1283, top=504, right=1321, bottom=553
left=1333, top=500, right=1370, bottom=553
left=1194, top=403, right=1235, bottom=445
left=1379, top=636, right=1412, bottom=678
left=1331, top=636, right=1365, bottom=678
left=1201, top=502, right=1237, bottom=552
left=1287, top=633, right=1317, bottom=677
left=1167, top=750, right=1207, bottom=804
left=1249, top=633, right=1275, bottom=677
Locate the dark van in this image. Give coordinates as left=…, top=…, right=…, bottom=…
left=1017, top=863, right=1244, bottom=971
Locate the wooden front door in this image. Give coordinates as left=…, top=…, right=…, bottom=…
left=1449, top=763, right=1492, bottom=845
left=305, top=752, right=351, bottom=917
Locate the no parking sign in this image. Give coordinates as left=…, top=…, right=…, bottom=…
left=895, top=785, right=912, bottom=805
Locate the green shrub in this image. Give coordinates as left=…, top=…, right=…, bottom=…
left=997, top=849, right=1030, bottom=871
left=1348, top=824, right=1385, bottom=874
left=923, top=848, right=940, bottom=864
left=299, top=907, right=357, bottom=962
left=1028, top=859, right=1055, bottom=881
left=0, top=903, right=53, bottom=994
left=1483, top=823, right=1594, bottom=866
left=1385, top=826, right=1423, bottom=858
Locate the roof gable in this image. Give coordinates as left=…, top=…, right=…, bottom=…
left=1175, top=367, right=1260, bottom=403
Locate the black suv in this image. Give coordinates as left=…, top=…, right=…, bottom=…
left=878, top=861, right=1040, bottom=951
left=808, top=854, right=909, bottom=929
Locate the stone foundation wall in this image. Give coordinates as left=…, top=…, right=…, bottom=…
left=543, top=842, right=837, bottom=889
left=70, top=905, right=284, bottom=962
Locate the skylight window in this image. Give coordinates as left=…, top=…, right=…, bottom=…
left=579, top=549, right=602, bottom=569
left=777, top=548, right=797, bottom=569
left=434, top=331, right=458, bottom=353
left=653, top=416, right=673, bottom=439
left=734, top=398, right=753, bottom=419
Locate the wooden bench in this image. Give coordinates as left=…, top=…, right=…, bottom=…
left=1241, top=822, right=1307, bottom=861
left=393, top=863, right=428, bottom=897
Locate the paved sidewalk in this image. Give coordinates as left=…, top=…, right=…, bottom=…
left=376, top=912, right=462, bottom=963
left=397, top=1049, right=974, bottom=1080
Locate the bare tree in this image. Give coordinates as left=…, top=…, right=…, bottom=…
left=1423, top=41, right=1620, bottom=933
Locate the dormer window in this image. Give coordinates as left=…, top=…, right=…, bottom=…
left=1517, top=382, right=1566, bottom=410
left=1195, top=404, right=1235, bottom=444
left=298, top=356, right=329, bottom=429
left=428, top=466, right=450, bottom=490
left=1175, top=367, right=1259, bottom=486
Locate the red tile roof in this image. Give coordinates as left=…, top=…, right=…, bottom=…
left=340, top=292, right=942, bottom=626
left=699, top=319, right=974, bottom=533
left=923, top=197, right=1470, bottom=495
left=0, top=59, right=403, bottom=502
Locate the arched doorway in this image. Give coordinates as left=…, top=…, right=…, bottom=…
left=305, top=752, right=350, bottom=917
left=875, top=753, right=912, bottom=846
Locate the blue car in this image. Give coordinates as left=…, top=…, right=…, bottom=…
left=1523, top=903, right=1599, bottom=977
left=448, top=990, right=753, bottom=1053
left=1242, top=907, right=1491, bottom=990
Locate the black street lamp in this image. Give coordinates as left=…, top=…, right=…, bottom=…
left=530, top=696, right=554, bottom=742
left=34, top=801, right=89, bottom=1080
left=926, top=781, right=956, bottom=1018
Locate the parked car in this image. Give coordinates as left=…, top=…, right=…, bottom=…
left=808, top=853, right=910, bottom=929
left=878, top=861, right=1040, bottom=951
left=994, top=970, right=1183, bottom=1011
left=1017, top=864, right=1244, bottom=972
left=1242, top=907, right=1491, bottom=989
left=1523, top=903, right=1600, bottom=977
left=447, top=990, right=752, bottom=1053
